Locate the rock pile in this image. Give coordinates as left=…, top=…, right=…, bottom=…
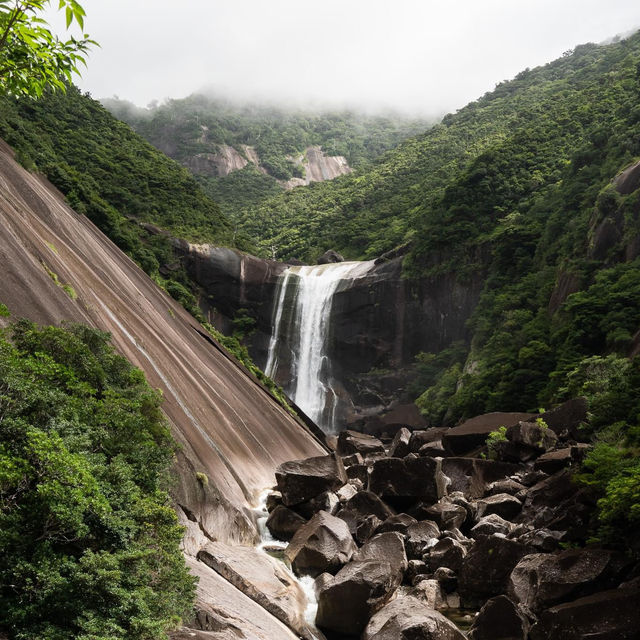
left=264, top=399, right=639, bottom=639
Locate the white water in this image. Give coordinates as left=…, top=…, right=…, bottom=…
left=252, top=491, right=319, bottom=629
left=266, top=261, right=373, bottom=431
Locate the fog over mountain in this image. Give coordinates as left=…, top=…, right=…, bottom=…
left=51, top=0, right=640, bottom=115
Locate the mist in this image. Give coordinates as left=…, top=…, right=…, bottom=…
left=48, top=0, right=640, bottom=117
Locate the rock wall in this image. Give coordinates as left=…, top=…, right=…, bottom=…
left=177, top=242, right=483, bottom=428
left=0, top=136, right=327, bottom=579
left=282, top=145, right=352, bottom=189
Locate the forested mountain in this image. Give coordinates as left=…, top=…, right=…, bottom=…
left=237, top=34, right=640, bottom=264
left=0, top=86, right=240, bottom=318
left=103, top=94, right=431, bottom=220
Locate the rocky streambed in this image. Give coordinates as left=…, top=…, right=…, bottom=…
left=258, top=399, right=640, bottom=639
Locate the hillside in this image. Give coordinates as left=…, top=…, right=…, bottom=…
left=103, top=94, right=431, bottom=221
left=235, top=33, right=640, bottom=264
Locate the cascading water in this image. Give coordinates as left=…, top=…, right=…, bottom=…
left=266, top=261, right=373, bottom=431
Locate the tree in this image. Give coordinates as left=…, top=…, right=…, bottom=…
left=0, top=0, right=95, bottom=97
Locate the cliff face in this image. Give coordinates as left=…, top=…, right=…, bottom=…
left=282, top=145, right=352, bottom=189
left=0, top=141, right=325, bottom=546
left=177, top=242, right=483, bottom=427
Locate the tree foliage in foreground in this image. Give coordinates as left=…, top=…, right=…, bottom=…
left=0, top=319, right=195, bottom=639
left=0, top=0, right=95, bottom=97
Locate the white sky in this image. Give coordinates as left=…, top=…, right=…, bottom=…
left=47, top=0, right=640, bottom=116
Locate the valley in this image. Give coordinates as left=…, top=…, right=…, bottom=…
left=1, top=6, right=640, bottom=639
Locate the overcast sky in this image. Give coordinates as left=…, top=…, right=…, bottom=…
left=48, top=0, right=640, bottom=116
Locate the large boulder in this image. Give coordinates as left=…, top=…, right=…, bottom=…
left=265, top=505, right=307, bottom=541
left=316, top=560, right=402, bottom=635
left=518, top=469, right=594, bottom=539
left=498, top=421, right=558, bottom=462
left=442, top=412, right=536, bottom=455
left=196, top=542, right=310, bottom=638
left=355, top=531, right=408, bottom=579
left=409, top=428, right=448, bottom=453
left=426, top=537, right=467, bottom=573
left=474, top=493, right=522, bottom=521
left=276, top=454, right=347, bottom=507
left=441, top=458, right=519, bottom=499
left=421, top=501, right=467, bottom=531
left=529, top=584, right=640, bottom=639
left=459, top=535, right=532, bottom=606
left=381, top=403, right=428, bottom=430
left=508, top=548, right=627, bottom=614
left=362, top=595, right=466, bottom=640
left=405, top=521, right=441, bottom=559
left=470, top=514, right=512, bottom=538
left=284, top=510, right=356, bottom=577
left=539, top=397, right=588, bottom=437
left=468, top=595, right=529, bottom=640
left=338, top=491, right=395, bottom=543
left=389, top=427, right=412, bottom=458
left=375, top=513, right=418, bottom=535
left=369, top=456, right=439, bottom=505
left=337, top=430, right=386, bottom=457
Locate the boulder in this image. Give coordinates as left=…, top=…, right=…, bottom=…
left=316, top=560, right=401, bottom=635
left=442, top=412, right=536, bottom=455
left=389, top=427, right=412, bottom=458
left=337, top=430, right=386, bottom=456
left=276, top=454, right=347, bottom=507
left=347, top=463, right=369, bottom=485
left=363, top=595, right=466, bottom=640
left=355, top=531, right=408, bottom=579
left=411, top=579, right=456, bottom=611
left=409, top=428, right=448, bottom=453
left=419, top=441, right=448, bottom=457
left=196, top=542, right=309, bottom=637
left=487, top=479, right=526, bottom=496
left=474, top=493, right=522, bottom=521
left=405, top=521, right=441, bottom=559
left=441, top=458, right=520, bottom=499
left=468, top=595, right=529, bottom=640
left=341, top=452, right=364, bottom=466
left=422, top=501, right=467, bottom=531
left=498, top=421, right=558, bottom=462
left=533, top=448, right=575, bottom=474
left=295, top=491, right=339, bottom=519
left=369, top=456, right=439, bottom=505
left=406, top=559, right=429, bottom=584
left=530, top=584, right=640, bottom=639
left=515, top=528, right=564, bottom=553
left=336, top=483, right=358, bottom=503
left=459, top=535, right=532, bottom=606
left=317, top=249, right=344, bottom=264
left=433, top=567, right=458, bottom=593
left=426, top=537, right=467, bottom=573
left=284, top=510, right=356, bottom=577
left=338, top=491, right=395, bottom=543
left=518, top=469, right=594, bottom=539
left=375, top=513, right=417, bottom=536
left=470, top=514, right=512, bottom=539
left=539, top=397, right=588, bottom=438
left=265, top=505, right=307, bottom=541
left=508, top=548, right=627, bottom=614
left=265, top=491, right=282, bottom=512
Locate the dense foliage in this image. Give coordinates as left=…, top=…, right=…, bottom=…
left=104, top=93, right=431, bottom=220
left=0, top=0, right=94, bottom=97
left=0, top=319, right=195, bottom=639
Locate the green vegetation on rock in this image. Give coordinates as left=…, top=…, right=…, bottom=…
left=0, top=320, right=195, bottom=639
left=104, top=93, right=431, bottom=221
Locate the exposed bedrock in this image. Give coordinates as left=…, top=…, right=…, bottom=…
left=0, top=141, right=326, bottom=639
left=175, top=242, right=483, bottom=428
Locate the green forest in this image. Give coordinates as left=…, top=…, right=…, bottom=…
left=104, top=94, right=430, bottom=219
left=1, top=10, right=640, bottom=634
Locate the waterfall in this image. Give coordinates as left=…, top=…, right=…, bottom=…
left=266, top=261, right=373, bottom=431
